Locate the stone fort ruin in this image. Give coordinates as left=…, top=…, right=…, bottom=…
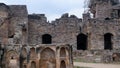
left=1, top=0, right=120, bottom=68
left=0, top=3, right=73, bottom=68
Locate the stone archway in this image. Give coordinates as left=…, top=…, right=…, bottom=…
left=30, top=47, right=36, bottom=58
left=23, top=65, right=27, bottom=68
left=77, top=33, right=88, bottom=50
left=104, top=33, right=113, bottom=50
left=21, top=48, right=27, bottom=58
left=60, top=60, right=66, bottom=68
left=60, top=47, right=66, bottom=57
left=39, top=48, right=56, bottom=68
left=31, top=61, right=36, bottom=68
left=5, top=50, right=19, bottom=68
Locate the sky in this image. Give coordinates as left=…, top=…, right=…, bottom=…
left=0, top=0, right=87, bottom=21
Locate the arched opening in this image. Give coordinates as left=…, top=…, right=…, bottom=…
left=77, top=33, right=88, bottom=50
left=112, top=53, right=120, bottom=62
left=30, top=48, right=36, bottom=57
left=42, top=34, right=52, bottom=44
left=40, top=48, right=56, bottom=68
left=11, top=56, right=14, bottom=59
left=31, top=61, right=36, bottom=68
left=112, top=53, right=117, bottom=61
left=60, top=60, right=66, bottom=68
left=60, top=47, right=66, bottom=57
left=104, top=33, right=113, bottom=50
left=21, top=48, right=27, bottom=58
left=23, top=65, right=27, bottom=68
left=5, top=50, right=19, bottom=68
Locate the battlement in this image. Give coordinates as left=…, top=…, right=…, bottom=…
left=8, top=5, right=28, bottom=17
left=28, top=14, right=47, bottom=21
left=60, top=13, right=78, bottom=19
left=0, top=3, right=9, bottom=9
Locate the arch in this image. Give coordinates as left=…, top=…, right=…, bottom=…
left=60, top=60, right=66, bottom=68
left=30, top=47, right=36, bottom=57
left=5, top=50, right=18, bottom=57
left=42, top=34, right=52, bottom=44
left=23, top=65, right=27, bottom=68
left=31, top=61, right=36, bottom=68
left=40, top=48, right=56, bottom=68
left=36, top=47, right=42, bottom=54
left=21, top=48, right=27, bottom=57
left=5, top=50, right=19, bottom=68
left=77, top=33, right=88, bottom=50
left=60, top=47, right=66, bottom=57
left=104, top=33, right=113, bottom=50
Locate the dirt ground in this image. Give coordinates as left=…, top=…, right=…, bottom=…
left=74, top=62, right=120, bottom=68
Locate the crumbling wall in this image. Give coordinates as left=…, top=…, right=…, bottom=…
left=0, top=3, right=9, bottom=45
left=3, top=44, right=73, bottom=68
left=28, top=13, right=83, bottom=51
left=8, top=5, right=28, bottom=44
left=1, top=2, right=120, bottom=64
left=88, top=0, right=120, bottom=19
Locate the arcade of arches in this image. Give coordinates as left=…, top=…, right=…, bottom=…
left=3, top=44, right=73, bottom=68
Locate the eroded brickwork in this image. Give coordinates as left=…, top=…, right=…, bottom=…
left=1, top=0, right=120, bottom=67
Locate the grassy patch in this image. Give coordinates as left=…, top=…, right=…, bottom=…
left=74, top=58, right=86, bottom=62
left=74, top=66, right=92, bottom=68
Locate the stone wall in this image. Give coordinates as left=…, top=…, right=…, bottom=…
left=28, top=13, right=84, bottom=50
left=0, top=1, right=120, bottom=66
left=3, top=44, right=73, bottom=68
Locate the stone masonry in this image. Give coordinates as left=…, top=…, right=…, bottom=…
left=1, top=0, right=120, bottom=68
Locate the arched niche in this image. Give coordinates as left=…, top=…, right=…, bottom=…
left=23, top=65, right=27, bottom=68
left=60, top=60, right=66, bottom=68
left=21, top=48, right=27, bottom=58
left=30, top=47, right=36, bottom=57
left=39, top=48, right=56, bottom=68
left=60, top=47, right=66, bottom=57
left=31, top=61, right=36, bottom=68
left=5, top=50, right=19, bottom=68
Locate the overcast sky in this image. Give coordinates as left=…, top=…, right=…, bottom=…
left=0, top=0, right=86, bottom=21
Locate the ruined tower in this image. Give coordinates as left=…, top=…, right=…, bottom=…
left=88, top=0, right=120, bottom=19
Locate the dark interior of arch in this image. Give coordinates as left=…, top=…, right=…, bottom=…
left=77, top=34, right=88, bottom=50
left=42, top=34, right=52, bottom=44
left=31, top=61, right=36, bottom=68
left=60, top=61, right=66, bottom=68
left=104, top=33, right=113, bottom=50
left=23, top=65, right=26, bottom=68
